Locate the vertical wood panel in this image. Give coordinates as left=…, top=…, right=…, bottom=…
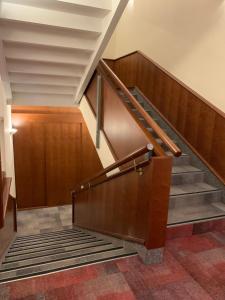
left=13, top=121, right=46, bottom=208
left=12, top=107, right=103, bottom=209
left=45, top=123, right=81, bottom=206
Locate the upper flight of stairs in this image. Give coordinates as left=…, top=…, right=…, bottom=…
left=0, top=228, right=136, bottom=283
left=120, top=88, right=225, bottom=225
left=0, top=0, right=128, bottom=106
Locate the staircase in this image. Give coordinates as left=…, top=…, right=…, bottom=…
left=120, top=88, right=225, bottom=225
left=0, top=0, right=128, bottom=106
left=0, top=228, right=136, bottom=283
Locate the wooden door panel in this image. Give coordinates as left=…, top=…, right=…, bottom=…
left=45, top=123, right=81, bottom=206
left=13, top=121, right=46, bottom=209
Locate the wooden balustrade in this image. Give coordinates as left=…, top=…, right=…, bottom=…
left=105, top=51, right=225, bottom=184
left=72, top=147, right=172, bottom=249
left=74, top=58, right=175, bottom=251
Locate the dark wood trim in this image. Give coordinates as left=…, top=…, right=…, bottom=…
left=135, top=86, right=225, bottom=185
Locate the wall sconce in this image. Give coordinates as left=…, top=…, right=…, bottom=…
left=9, top=128, right=18, bottom=135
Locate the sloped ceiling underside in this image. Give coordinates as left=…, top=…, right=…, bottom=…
left=0, top=0, right=128, bottom=106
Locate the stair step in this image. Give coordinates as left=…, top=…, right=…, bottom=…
left=15, top=228, right=81, bottom=242
left=0, top=248, right=137, bottom=283
left=169, top=190, right=223, bottom=209
left=172, top=165, right=201, bottom=174
left=1, top=244, right=120, bottom=272
left=171, top=171, right=205, bottom=185
left=168, top=202, right=225, bottom=225
left=166, top=151, right=190, bottom=166
left=11, top=231, right=90, bottom=248
left=4, top=240, right=108, bottom=263
left=9, top=234, right=93, bottom=252
left=170, top=182, right=219, bottom=196
left=6, top=236, right=98, bottom=256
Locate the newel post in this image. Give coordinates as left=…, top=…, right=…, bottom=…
left=144, top=156, right=173, bottom=250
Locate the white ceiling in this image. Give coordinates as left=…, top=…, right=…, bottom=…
left=0, top=0, right=128, bottom=106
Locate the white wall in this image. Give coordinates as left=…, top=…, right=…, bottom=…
left=0, top=80, right=16, bottom=197
left=79, top=95, right=116, bottom=171
left=104, top=0, right=225, bottom=113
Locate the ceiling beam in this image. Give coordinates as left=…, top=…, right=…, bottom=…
left=12, top=92, right=75, bottom=106
left=11, top=83, right=76, bottom=95
left=0, top=22, right=97, bottom=52
left=9, top=73, right=80, bottom=87
left=4, top=42, right=90, bottom=66
left=1, top=1, right=102, bottom=33
left=7, top=59, right=84, bottom=77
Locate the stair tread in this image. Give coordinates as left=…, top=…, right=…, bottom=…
left=1, top=243, right=119, bottom=271
left=4, top=240, right=108, bottom=263
left=170, top=182, right=219, bottom=196
left=172, top=165, right=202, bottom=174
left=0, top=248, right=136, bottom=283
left=15, top=228, right=80, bottom=241
left=7, top=236, right=99, bottom=256
left=168, top=202, right=225, bottom=225
left=11, top=232, right=90, bottom=248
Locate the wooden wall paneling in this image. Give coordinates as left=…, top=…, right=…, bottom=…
left=102, top=78, right=149, bottom=159
left=45, top=122, right=82, bottom=206
left=210, top=115, right=225, bottom=180
left=13, top=119, right=46, bottom=209
left=13, top=107, right=103, bottom=209
left=114, top=53, right=138, bottom=87
left=110, top=51, right=225, bottom=183
left=183, top=94, right=201, bottom=147
left=176, top=88, right=189, bottom=134
left=196, top=103, right=216, bottom=161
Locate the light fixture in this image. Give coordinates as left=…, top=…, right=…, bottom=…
left=9, top=128, right=18, bottom=135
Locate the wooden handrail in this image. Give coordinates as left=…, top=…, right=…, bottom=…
left=75, top=159, right=150, bottom=194
left=73, top=144, right=152, bottom=194
left=99, top=59, right=182, bottom=157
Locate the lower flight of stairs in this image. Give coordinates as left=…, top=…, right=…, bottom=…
left=120, top=88, right=225, bottom=226
left=0, top=228, right=137, bottom=283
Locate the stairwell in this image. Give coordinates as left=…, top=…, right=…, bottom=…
left=120, top=88, right=225, bottom=226
left=0, top=228, right=136, bottom=283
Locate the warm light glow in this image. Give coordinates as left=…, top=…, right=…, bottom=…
left=9, top=128, right=18, bottom=135
left=128, top=0, right=134, bottom=9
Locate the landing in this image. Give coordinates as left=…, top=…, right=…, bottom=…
left=1, top=229, right=225, bottom=299
left=17, top=205, right=72, bottom=236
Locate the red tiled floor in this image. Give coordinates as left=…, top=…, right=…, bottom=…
left=1, top=230, right=225, bottom=300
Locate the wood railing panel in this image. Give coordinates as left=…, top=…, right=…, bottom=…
left=102, top=78, right=149, bottom=159
left=74, top=155, right=172, bottom=248
left=112, top=51, right=225, bottom=183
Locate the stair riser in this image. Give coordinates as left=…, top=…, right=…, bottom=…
left=169, top=191, right=223, bottom=209
left=171, top=172, right=205, bottom=185
left=172, top=155, right=190, bottom=166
